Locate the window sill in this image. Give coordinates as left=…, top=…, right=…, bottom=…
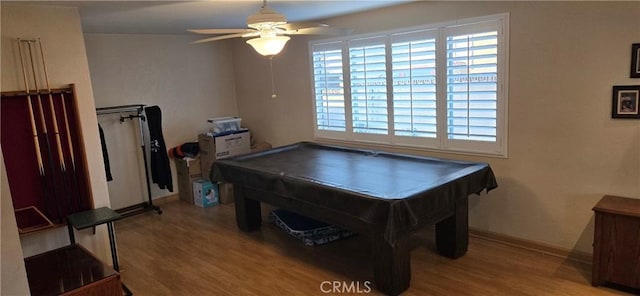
left=313, top=137, right=508, bottom=160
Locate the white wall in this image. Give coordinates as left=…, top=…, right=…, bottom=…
left=84, top=34, right=238, bottom=207
left=232, top=37, right=316, bottom=145
left=1, top=4, right=113, bottom=292
left=1, top=151, right=29, bottom=296
left=233, top=1, right=640, bottom=254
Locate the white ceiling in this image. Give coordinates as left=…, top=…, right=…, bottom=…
left=5, top=0, right=414, bottom=34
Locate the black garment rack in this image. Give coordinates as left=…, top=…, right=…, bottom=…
left=96, top=104, right=162, bottom=218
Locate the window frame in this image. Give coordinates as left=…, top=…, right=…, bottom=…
left=309, top=13, right=509, bottom=157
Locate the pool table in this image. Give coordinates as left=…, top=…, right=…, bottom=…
left=212, top=142, right=497, bottom=295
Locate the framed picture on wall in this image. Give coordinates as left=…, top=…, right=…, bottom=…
left=632, top=43, right=640, bottom=78
left=612, top=85, right=640, bottom=119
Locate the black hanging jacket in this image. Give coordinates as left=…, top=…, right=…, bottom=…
left=144, top=106, right=173, bottom=192
left=98, top=124, right=113, bottom=181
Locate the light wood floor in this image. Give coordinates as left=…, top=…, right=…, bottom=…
left=114, top=198, right=634, bottom=296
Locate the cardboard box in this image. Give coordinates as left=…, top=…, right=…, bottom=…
left=218, top=182, right=234, bottom=204
left=175, top=156, right=202, bottom=204
left=200, top=130, right=250, bottom=160
left=200, top=156, right=214, bottom=181
left=251, top=141, right=272, bottom=153
left=199, top=130, right=251, bottom=181
left=193, top=179, right=219, bottom=208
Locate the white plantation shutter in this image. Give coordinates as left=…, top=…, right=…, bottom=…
left=442, top=18, right=507, bottom=155
left=349, top=37, right=388, bottom=135
left=446, top=31, right=498, bottom=142
left=312, top=42, right=346, bottom=133
left=391, top=31, right=438, bottom=141
left=309, top=14, right=508, bottom=156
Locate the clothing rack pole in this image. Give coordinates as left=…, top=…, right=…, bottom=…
left=96, top=104, right=162, bottom=218
left=96, top=104, right=145, bottom=115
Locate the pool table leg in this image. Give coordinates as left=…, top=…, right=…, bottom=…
left=234, top=186, right=262, bottom=231
left=372, top=233, right=411, bottom=296
left=435, top=197, right=469, bottom=258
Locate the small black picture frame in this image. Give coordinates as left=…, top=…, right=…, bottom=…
left=612, top=85, right=640, bottom=119
left=632, top=43, right=640, bottom=78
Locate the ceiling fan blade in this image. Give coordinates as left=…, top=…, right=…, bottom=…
left=242, top=31, right=261, bottom=38
left=278, top=22, right=328, bottom=31
left=191, top=33, right=249, bottom=44
left=188, top=29, right=254, bottom=35
left=286, top=27, right=353, bottom=36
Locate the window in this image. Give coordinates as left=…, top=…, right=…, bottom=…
left=313, top=43, right=346, bottom=132
left=310, top=14, right=508, bottom=156
left=350, top=38, right=388, bottom=136
left=392, top=36, right=437, bottom=139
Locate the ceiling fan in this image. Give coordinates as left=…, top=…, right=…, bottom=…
left=189, top=0, right=349, bottom=56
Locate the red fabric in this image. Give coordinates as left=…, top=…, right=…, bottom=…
left=15, top=206, right=52, bottom=232
left=1, top=95, right=42, bottom=211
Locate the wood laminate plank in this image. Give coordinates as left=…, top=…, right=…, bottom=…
left=114, top=199, right=635, bottom=295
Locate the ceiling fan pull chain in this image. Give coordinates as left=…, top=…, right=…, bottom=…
left=270, top=57, right=277, bottom=99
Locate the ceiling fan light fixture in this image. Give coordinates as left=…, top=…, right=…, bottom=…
left=246, top=35, right=290, bottom=56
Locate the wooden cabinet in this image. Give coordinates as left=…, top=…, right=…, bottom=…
left=592, top=195, right=640, bottom=289
left=24, top=244, right=122, bottom=296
